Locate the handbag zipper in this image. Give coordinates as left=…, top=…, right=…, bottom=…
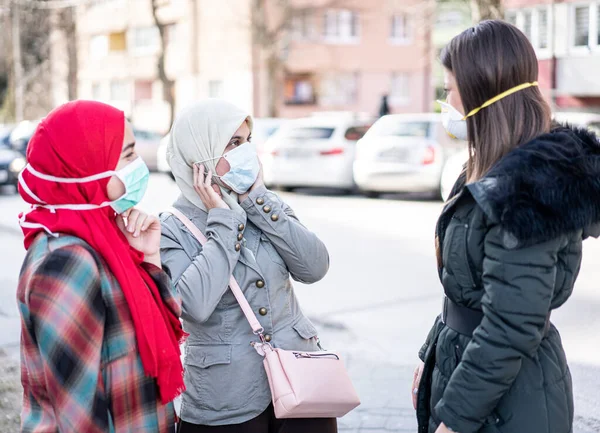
left=293, top=352, right=340, bottom=360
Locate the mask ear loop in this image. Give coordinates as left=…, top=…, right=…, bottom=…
left=463, top=81, right=539, bottom=119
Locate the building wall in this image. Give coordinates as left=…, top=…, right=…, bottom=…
left=505, top=0, right=600, bottom=110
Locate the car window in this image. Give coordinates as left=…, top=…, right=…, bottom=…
left=344, top=126, right=370, bottom=141
left=280, top=127, right=335, bottom=140
left=367, top=119, right=431, bottom=138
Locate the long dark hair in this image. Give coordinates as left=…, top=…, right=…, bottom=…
left=441, top=20, right=552, bottom=183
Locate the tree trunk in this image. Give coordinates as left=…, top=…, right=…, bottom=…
left=266, top=55, right=280, bottom=118
left=151, top=0, right=175, bottom=129
left=59, top=7, right=78, bottom=100
left=470, top=0, right=504, bottom=23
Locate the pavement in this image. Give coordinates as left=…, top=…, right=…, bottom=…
left=1, top=177, right=599, bottom=433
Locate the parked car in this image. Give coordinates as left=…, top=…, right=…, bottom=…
left=9, top=120, right=39, bottom=155
left=262, top=114, right=371, bottom=192
left=133, top=128, right=162, bottom=172
left=253, top=118, right=287, bottom=160
left=0, top=146, right=27, bottom=192
left=353, top=114, right=465, bottom=199
left=0, top=124, right=15, bottom=148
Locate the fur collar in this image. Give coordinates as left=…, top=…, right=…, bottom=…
left=467, top=125, right=600, bottom=246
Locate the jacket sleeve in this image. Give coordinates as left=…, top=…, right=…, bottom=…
left=435, top=223, right=562, bottom=433
left=241, top=185, right=329, bottom=283
left=22, top=245, right=108, bottom=433
left=160, top=208, right=246, bottom=324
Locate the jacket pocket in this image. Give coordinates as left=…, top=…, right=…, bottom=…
left=184, top=345, right=258, bottom=412
left=293, top=316, right=318, bottom=340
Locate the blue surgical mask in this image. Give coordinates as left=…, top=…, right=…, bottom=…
left=110, top=157, right=150, bottom=214
left=199, top=144, right=260, bottom=194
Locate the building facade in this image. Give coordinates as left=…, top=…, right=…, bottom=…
left=74, top=0, right=434, bottom=132
left=505, top=0, right=600, bottom=110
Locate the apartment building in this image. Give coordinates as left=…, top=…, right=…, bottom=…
left=74, top=0, right=433, bottom=132
left=504, top=0, right=600, bottom=110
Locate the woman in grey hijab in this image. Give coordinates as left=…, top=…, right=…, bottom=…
left=160, top=99, right=336, bottom=433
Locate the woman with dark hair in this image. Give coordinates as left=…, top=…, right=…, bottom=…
left=412, top=20, right=600, bottom=433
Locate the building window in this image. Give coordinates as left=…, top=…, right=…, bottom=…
left=323, top=9, right=360, bottom=44
left=506, top=11, right=517, bottom=26
left=110, top=80, right=129, bottom=101
left=390, top=14, right=411, bottom=44
left=91, top=83, right=102, bottom=100
left=506, top=8, right=550, bottom=52
left=284, top=74, right=316, bottom=105
left=292, top=10, right=314, bottom=41
left=574, top=5, right=590, bottom=47
left=538, top=8, right=549, bottom=49
left=208, top=80, right=224, bottom=98
left=523, top=10, right=533, bottom=40
left=89, top=35, right=108, bottom=59
left=320, top=72, right=359, bottom=106
left=109, top=31, right=127, bottom=52
left=130, top=26, right=160, bottom=56
left=134, top=80, right=153, bottom=101
left=390, top=72, right=410, bottom=105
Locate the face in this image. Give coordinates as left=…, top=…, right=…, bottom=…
left=215, top=120, right=252, bottom=178
left=106, top=120, right=137, bottom=200
left=444, top=69, right=465, bottom=115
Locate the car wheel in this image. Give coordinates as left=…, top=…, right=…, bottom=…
left=362, top=190, right=380, bottom=199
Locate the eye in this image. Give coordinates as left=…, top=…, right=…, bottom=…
left=247, top=135, right=252, bottom=143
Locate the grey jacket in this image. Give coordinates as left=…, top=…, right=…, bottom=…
left=160, top=185, right=329, bottom=426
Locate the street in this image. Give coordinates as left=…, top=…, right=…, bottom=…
left=0, top=174, right=599, bottom=433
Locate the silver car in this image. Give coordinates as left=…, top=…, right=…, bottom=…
left=353, top=113, right=465, bottom=199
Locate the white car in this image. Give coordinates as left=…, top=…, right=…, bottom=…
left=353, top=114, right=465, bottom=199
left=262, top=115, right=371, bottom=192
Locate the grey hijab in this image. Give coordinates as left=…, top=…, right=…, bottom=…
left=167, top=99, right=253, bottom=212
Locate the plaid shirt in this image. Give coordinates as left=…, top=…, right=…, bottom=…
left=17, top=233, right=180, bottom=432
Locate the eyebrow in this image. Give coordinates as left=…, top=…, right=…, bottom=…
left=230, top=134, right=251, bottom=141
left=122, top=142, right=135, bottom=154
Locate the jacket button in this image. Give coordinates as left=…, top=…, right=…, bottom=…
left=264, top=334, right=272, bottom=342
left=256, top=197, right=265, bottom=205
left=235, top=243, right=241, bottom=252
left=270, top=214, right=279, bottom=222
left=256, top=280, right=265, bottom=288
left=263, top=205, right=271, bottom=213
left=238, top=224, right=245, bottom=231
left=259, top=307, right=268, bottom=316
left=237, top=233, right=243, bottom=241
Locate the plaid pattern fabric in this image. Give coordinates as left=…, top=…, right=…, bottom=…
left=17, top=233, right=179, bottom=433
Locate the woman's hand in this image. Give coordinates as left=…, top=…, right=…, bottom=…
left=194, top=164, right=228, bottom=210
left=435, top=423, right=456, bottom=433
left=116, top=208, right=162, bottom=268
left=238, top=161, right=265, bottom=203
left=412, top=361, right=424, bottom=410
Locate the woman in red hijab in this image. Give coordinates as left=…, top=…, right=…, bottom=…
left=16, top=100, right=186, bottom=432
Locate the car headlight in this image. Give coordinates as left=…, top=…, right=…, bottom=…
left=9, top=157, right=26, bottom=173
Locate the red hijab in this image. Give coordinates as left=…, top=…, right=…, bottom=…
left=19, top=100, right=185, bottom=404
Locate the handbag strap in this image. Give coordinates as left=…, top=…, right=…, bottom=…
left=166, top=208, right=265, bottom=336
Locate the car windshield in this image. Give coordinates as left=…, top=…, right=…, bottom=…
left=252, top=121, right=281, bottom=143
left=279, top=127, right=335, bottom=140
left=367, top=119, right=431, bottom=138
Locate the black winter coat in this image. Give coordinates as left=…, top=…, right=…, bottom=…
left=416, top=126, right=600, bottom=433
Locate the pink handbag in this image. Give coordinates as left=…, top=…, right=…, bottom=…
left=168, top=208, right=361, bottom=419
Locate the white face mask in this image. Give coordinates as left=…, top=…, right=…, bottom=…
left=438, top=100, right=468, bottom=141
left=198, top=143, right=260, bottom=194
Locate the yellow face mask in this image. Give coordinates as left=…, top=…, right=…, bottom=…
left=438, top=81, right=539, bottom=141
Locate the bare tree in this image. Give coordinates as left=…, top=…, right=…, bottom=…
left=469, top=0, right=503, bottom=23
left=151, top=0, right=175, bottom=129
left=251, top=0, right=353, bottom=117
left=56, top=6, right=78, bottom=100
